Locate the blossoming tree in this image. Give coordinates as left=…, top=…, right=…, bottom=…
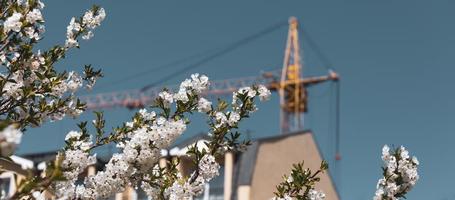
left=0, top=1, right=419, bottom=199
left=0, top=0, right=103, bottom=157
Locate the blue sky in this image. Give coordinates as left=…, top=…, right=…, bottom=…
left=17, top=1, right=455, bottom=199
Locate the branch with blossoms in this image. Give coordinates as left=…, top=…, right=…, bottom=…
left=273, top=161, right=328, bottom=200
left=373, top=145, right=419, bottom=200
left=0, top=0, right=104, bottom=157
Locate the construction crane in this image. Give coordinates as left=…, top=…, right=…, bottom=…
left=272, top=17, right=338, bottom=133
left=79, top=16, right=339, bottom=139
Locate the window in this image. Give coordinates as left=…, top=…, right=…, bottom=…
left=0, top=178, right=11, bottom=198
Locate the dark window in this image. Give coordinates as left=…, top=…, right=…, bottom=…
left=0, top=178, right=11, bottom=198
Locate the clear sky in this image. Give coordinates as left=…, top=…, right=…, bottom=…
left=16, top=1, right=455, bottom=199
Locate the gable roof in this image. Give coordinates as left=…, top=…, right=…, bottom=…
left=232, top=130, right=313, bottom=187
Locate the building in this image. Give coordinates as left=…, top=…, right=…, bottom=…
left=230, top=130, right=339, bottom=200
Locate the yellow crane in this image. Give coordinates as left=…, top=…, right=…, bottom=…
left=268, top=17, right=338, bottom=134
left=81, top=17, right=339, bottom=139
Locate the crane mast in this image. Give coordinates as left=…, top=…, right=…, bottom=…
left=268, top=17, right=338, bottom=134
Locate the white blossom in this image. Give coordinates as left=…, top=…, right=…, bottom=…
left=164, top=155, right=220, bottom=199
left=412, top=156, right=419, bottom=165
left=31, top=191, right=45, bottom=200
left=65, top=8, right=105, bottom=48
left=82, top=8, right=106, bottom=29
left=173, top=73, right=210, bottom=105
left=85, top=76, right=99, bottom=90
left=49, top=78, right=68, bottom=97
left=138, top=108, right=156, bottom=120
left=65, top=37, right=79, bottom=49
left=308, top=189, right=326, bottom=200
left=82, top=30, right=94, bottom=40
left=197, top=97, right=212, bottom=113
left=2, top=72, right=24, bottom=99
left=184, top=176, right=206, bottom=196
left=65, top=130, right=82, bottom=141
left=26, top=9, right=43, bottom=24
left=3, top=12, right=23, bottom=33
left=198, top=154, right=220, bottom=181
left=227, top=111, right=240, bottom=126
left=67, top=18, right=81, bottom=33
left=64, top=131, right=92, bottom=151
left=159, top=91, right=174, bottom=107
left=67, top=98, right=84, bottom=117
left=61, top=149, right=96, bottom=179
left=165, top=181, right=191, bottom=200
left=399, top=146, right=409, bottom=159
left=174, top=89, right=189, bottom=103
left=180, top=73, right=209, bottom=93
left=286, top=176, right=293, bottom=183
left=232, top=86, right=256, bottom=105
left=24, top=27, right=40, bottom=40
left=258, top=84, right=271, bottom=101
left=65, top=18, right=81, bottom=48
left=125, top=121, right=134, bottom=128
left=215, top=112, right=227, bottom=128
left=66, top=71, right=83, bottom=92
left=238, top=86, right=257, bottom=98
left=141, top=180, right=160, bottom=200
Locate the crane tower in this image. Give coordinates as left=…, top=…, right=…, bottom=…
left=268, top=17, right=338, bottom=134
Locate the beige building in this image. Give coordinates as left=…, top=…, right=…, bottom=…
left=231, top=131, right=339, bottom=200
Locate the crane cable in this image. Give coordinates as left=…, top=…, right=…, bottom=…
left=94, top=46, right=226, bottom=90
left=141, top=20, right=288, bottom=91
left=300, top=25, right=341, bottom=161
left=335, top=80, right=341, bottom=161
